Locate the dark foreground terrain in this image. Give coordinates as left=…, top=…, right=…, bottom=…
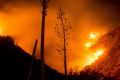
left=0, top=36, right=64, bottom=80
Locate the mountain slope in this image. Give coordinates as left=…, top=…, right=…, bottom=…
left=88, top=26, right=120, bottom=79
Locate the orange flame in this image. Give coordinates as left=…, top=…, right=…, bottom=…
left=85, top=42, right=92, bottom=48
left=94, top=49, right=104, bottom=59
left=84, top=32, right=104, bottom=65
left=89, top=32, right=99, bottom=39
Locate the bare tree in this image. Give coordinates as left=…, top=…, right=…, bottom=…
left=55, top=8, right=72, bottom=80
left=40, top=0, right=49, bottom=80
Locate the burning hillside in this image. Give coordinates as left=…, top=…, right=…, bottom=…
left=83, top=31, right=105, bottom=66
left=84, top=26, right=120, bottom=79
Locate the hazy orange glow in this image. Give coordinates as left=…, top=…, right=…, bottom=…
left=0, top=27, right=3, bottom=35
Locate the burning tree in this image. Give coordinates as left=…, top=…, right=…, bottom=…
left=55, top=8, right=72, bottom=80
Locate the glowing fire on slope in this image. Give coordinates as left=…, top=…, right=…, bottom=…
left=89, top=32, right=99, bottom=39
left=94, top=49, right=104, bottom=59
left=85, top=32, right=99, bottom=48
left=87, top=49, right=104, bottom=65
left=85, top=42, right=92, bottom=48
left=84, top=32, right=104, bottom=65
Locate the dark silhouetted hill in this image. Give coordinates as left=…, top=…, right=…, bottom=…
left=0, top=36, right=64, bottom=80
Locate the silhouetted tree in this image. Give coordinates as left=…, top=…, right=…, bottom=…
left=55, top=8, right=72, bottom=80
left=40, top=0, right=49, bottom=80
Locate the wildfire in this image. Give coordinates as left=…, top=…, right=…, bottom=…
left=95, top=49, right=104, bottom=59
left=85, top=42, right=92, bottom=48
left=88, top=49, right=104, bottom=65
left=84, top=32, right=104, bottom=65
left=89, top=32, right=99, bottom=39
left=85, top=32, right=100, bottom=48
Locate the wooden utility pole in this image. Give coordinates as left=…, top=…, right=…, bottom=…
left=27, top=39, right=38, bottom=80
left=41, top=0, right=48, bottom=80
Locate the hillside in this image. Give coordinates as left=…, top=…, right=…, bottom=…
left=87, top=26, right=120, bottom=79
left=0, top=36, right=64, bottom=80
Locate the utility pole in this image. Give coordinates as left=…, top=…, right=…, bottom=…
left=41, top=0, right=48, bottom=80
left=27, top=39, right=38, bottom=80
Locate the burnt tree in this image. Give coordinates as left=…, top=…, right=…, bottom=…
left=55, top=8, right=72, bottom=80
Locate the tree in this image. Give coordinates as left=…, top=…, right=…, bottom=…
left=55, top=8, right=72, bottom=80
left=40, top=0, right=49, bottom=80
